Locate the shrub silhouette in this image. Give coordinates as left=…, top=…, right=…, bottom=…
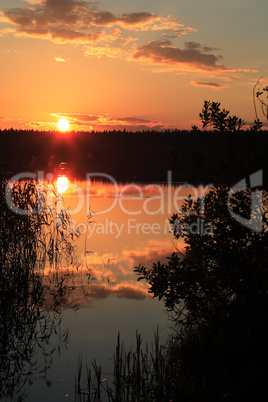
left=135, top=187, right=268, bottom=400
left=197, top=100, right=244, bottom=132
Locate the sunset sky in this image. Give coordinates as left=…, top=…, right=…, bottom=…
left=0, top=0, right=267, bottom=131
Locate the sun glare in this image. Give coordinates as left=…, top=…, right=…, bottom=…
left=56, top=175, right=69, bottom=193
left=57, top=118, right=70, bottom=132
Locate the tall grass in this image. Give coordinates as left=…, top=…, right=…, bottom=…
left=0, top=178, right=81, bottom=399
left=75, top=328, right=179, bottom=402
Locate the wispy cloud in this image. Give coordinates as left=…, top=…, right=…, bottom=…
left=0, top=116, right=13, bottom=121
left=191, top=81, right=225, bottom=88
left=51, top=112, right=168, bottom=131
left=0, top=112, right=168, bottom=131
left=84, top=45, right=124, bottom=59
left=185, top=41, right=219, bottom=52
left=0, top=27, right=15, bottom=36
left=55, top=56, right=67, bottom=62
left=87, top=283, right=150, bottom=300
left=22, top=0, right=44, bottom=4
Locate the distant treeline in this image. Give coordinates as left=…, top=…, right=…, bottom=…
left=0, top=129, right=267, bottom=185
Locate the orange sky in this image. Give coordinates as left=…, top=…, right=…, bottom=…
left=0, top=0, right=267, bottom=131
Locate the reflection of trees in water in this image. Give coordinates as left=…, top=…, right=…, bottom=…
left=0, top=179, right=79, bottom=400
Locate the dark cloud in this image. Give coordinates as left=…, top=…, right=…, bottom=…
left=184, top=41, right=219, bottom=52
left=119, top=12, right=155, bottom=25
left=16, top=25, right=101, bottom=43
left=109, top=116, right=153, bottom=125
left=46, top=0, right=79, bottom=13
left=184, top=41, right=201, bottom=49
left=92, top=11, right=117, bottom=25
left=203, top=45, right=220, bottom=52
left=133, top=40, right=227, bottom=72
left=3, top=0, right=157, bottom=44
left=191, top=81, right=225, bottom=88
left=184, top=41, right=221, bottom=53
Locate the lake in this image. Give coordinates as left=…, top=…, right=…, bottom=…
left=0, top=172, right=211, bottom=401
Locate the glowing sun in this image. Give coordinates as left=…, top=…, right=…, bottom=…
left=57, top=118, right=70, bottom=132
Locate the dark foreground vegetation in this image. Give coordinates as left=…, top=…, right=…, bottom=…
left=0, top=179, right=79, bottom=399
left=135, top=187, right=268, bottom=401
left=76, top=187, right=268, bottom=401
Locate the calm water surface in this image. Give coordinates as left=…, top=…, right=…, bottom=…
left=1, top=176, right=206, bottom=401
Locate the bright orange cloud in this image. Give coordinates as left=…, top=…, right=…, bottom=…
left=0, top=27, right=15, bottom=36
left=84, top=45, right=124, bottom=59
left=55, top=57, right=67, bottom=62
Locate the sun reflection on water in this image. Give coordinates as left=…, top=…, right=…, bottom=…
left=56, top=175, right=69, bottom=193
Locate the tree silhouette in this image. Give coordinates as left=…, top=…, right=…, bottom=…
left=254, top=76, right=268, bottom=123
left=197, top=100, right=244, bottom=132
left=135, top=186, right=268, bottom=400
